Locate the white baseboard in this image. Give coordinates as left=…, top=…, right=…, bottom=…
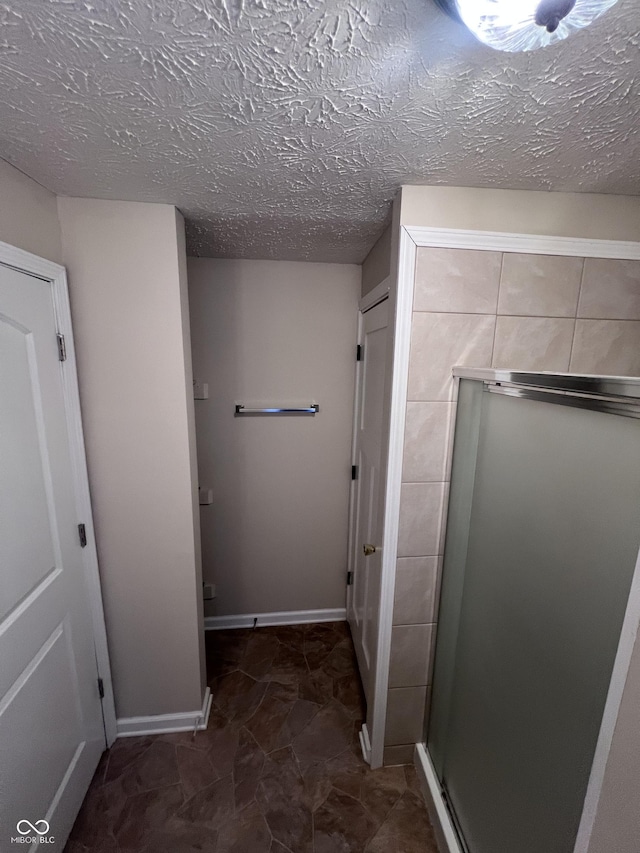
left=116, top=686, right=212, bottom=738
left=204, top=608, right=347, bottom=631
left=359, top=723, right=372, bottom=765
left=414, top=743, right=463, bottom=853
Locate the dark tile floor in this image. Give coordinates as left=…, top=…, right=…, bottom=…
left=66, top=622, right=437, bottom=852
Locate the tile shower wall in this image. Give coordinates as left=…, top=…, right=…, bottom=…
left=384, top=248, right=640, bottom=761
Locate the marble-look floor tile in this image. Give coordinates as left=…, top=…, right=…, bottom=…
left=140, top=817, right=217, bottom=853
left=359, top=765, right=407, bottom=826
left=66, top=838, right=120, bottom=853
left=366, top=790, right=439, bottom=852
left=257, top=747, right=313, bottom=853
left=176, top=745, right=218, bottom=799
left=127, top=740, right=180, bottom=792
left=210, top=670, right=268, bottom=723
left=68, top=775, right=128, bottom=848
left=314, top=788, right=379, bottom=852
left=115, top=784, right=184, bottom=849
left=243, top=692, right=293, bottom=753
left=104, top=737, right=154, bottom=784
left=269, top=841, right=293, bottom=853
left=217, top=801, right=271, bottom=853
left=233, top=728, right=265, bottom=810
left=175, top=776, right=234, bottom=828
left=292, top=698, right=354, bottom=764
left=67, top=621, right=436, bottom=853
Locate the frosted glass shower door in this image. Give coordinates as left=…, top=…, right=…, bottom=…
left=429, top=384, right=640, bottom=853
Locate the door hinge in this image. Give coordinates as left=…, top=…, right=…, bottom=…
left=351, top=465, right=357, bottom=481
left=356, top=344, right=363, bottom=362
left=78, top=523, right=87, bottom=548
left=97, top=678, right=105, bottom=699
left=347, top=571, right=353, bottom=586
left=56, top=333, right=67, bottom=362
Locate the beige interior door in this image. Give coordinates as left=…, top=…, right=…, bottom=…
left=347, top=298, right=388, bottom=721
left=0, top=263, right=105, bottom=849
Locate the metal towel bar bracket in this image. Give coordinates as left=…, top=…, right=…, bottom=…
left=235, top=404, right=319, bottom=416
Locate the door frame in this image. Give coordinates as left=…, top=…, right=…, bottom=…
left=0, top=238, right=117, bottom=746
left=347, top=285, right=391, bottom=764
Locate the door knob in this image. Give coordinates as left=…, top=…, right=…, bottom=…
left=363, top=544, right=376, bottom=556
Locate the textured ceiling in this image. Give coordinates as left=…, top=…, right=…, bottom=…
left=0, top=0, right=638, bottom=263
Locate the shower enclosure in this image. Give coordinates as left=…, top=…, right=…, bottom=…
left=422, top=369, right=640, bottom=853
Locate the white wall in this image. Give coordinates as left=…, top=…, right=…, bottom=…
left=188, top=258, right=360, bottom=617
left=400, top=185, right=640, bottom=240
left=57, top=198, right=205, bottom=720
left=0, top=158, right=62, bottom=263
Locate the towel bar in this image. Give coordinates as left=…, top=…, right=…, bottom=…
left=234, top=404, right=319, bottom=415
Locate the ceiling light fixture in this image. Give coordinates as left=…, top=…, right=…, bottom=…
left=435, top=0, right=620, bottom=51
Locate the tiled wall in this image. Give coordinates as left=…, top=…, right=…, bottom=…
left=383, top=247, right=640, bottom=764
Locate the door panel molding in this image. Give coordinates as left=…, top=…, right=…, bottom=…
left=0, top=238, right=116, bottom=745
left=0, top=622, right=64, bottom=717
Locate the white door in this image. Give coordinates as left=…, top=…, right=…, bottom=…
left=347, top=298, right=388, bottom=712
left=0, top=263, right=105, bottom=849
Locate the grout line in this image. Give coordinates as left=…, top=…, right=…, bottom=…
left=413, top=311, right=624, bottom=318
left=569, top=257, right=586, bottom=371
left=486, top=312, right=577, bottom=319
left=576, top=257, right=586, bottom=320
left=488, top=254, right=504, bottom=368
left=495, top=250, right=506, bottom=318
left=413, top=310, right=496, bottom=316
left=575, top=316, right=640, bottom=322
